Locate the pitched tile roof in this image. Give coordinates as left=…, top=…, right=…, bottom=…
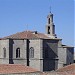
left=0, top=64, right=40, bottom=74
left=1, top=30, right=61, bottom=40
left=3, top=31, right=49, bottom=39
left=56, top=64, right=75, bottom=75
left=43, top=64, right=75, bottom=75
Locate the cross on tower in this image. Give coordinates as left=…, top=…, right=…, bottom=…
left=50, top=6, right=51, bottom=13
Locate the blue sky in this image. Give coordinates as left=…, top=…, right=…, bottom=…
left=0, top=0, right=74, bottom=47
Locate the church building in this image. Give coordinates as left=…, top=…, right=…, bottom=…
left=0, top=12, right=74, bottom=71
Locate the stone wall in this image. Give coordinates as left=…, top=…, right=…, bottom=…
left=58, top=40, right=65, bottom=68
left=66, top=47, right=74, bottom=64
left=0, top=39, right=9, bottom=64
left=58, top=40, right=74, bottom=68
left=11, top=39, right=27, bottom=65
left=43, top=39, right=58, bottom=71
left=9, top=39, right=44, bottom=71
left=29, top=39, right=43, bottom=71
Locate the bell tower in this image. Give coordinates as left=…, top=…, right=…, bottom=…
left=46, top=12, right=56, bottom=38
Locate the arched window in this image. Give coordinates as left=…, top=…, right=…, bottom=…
left=29, top=47, right=34, bottom=58
left=16, top=48, right=20, bottom=58
left=48, top=26, right=50, bottom=34
left=3, top=47, right=6, bottom=58
left=48, top=18, right=50, bottom=24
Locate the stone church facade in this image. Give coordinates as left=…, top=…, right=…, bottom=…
left=0, top=12, right=74, bottom=71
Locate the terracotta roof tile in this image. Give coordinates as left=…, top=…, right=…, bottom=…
left=0, top=64, right=40, bottom=74
left=1, top=31, right=61, bottom=40
left=3, top=31, right=49, bottom=39
left=42, top=64, right=75, bottom=75
left=56, top=64, right=75, bottom=75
